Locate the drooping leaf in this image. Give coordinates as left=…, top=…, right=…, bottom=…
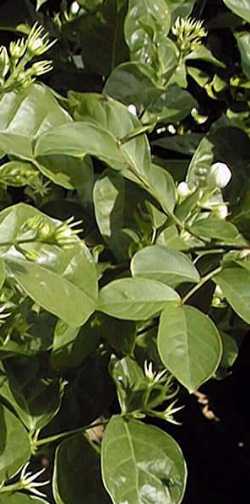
left=214, top=266, right=250, bottom=324
left=98, top=277, right=180, bottom=320
left=53, top=433, right=111, bottom=504
left=131, top=245, right=200, bottom=287
left=158, top=304, right=222, bottom=391
left=101, top=415, right=187, bottom=504
left=0, top=403, right=31, bottom=483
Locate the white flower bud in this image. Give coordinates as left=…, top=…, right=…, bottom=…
left=207, top=162, right=232, bottom=189
left=213, top=204, right=228, bottom=220
left=128, top=104, right=137, bottom=117
left=71, top=1, right=80, bottom=15
left=177, top=181, right=191, bottom=198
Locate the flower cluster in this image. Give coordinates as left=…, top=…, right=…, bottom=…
left=172, top=17, right=207, bottom=54
left=21, top=215, right=82, bottom=250
left=0, top=23, right=55, bottom=93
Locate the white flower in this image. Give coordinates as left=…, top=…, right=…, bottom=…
left=177, top=181, right=191, bottom=198
left=127, top=104, right=137, bottom=117
left=207, top=162, right=232, bottom=189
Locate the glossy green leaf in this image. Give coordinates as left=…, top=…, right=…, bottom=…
left=98, top=277, right=180, bottom=320
left=236, top=32, right=250, bottom=79
left=101, top=415, right=187, bottom=504
left=0, top=204, right=97, bottom=326
left=50, top=316, right=101, bottom=370
left=190, top=217, right=246, bottom=244
left=125, top=0, right=171, bottom=64
left=0, top=84, right=71, bottom=159
left=53, top=433, right=111, bottom=504
left=223, top=0, right=250, bottom=23
left=0, top=403, right=31, bottom=483
left=93, top=170, right=145, bottom=261
left=142, top=85, right=196, bottom=125
left=131, top=245, right=200, bottom=287
left=158, top=304, right=222, bottom=391
left=145, top=163, right=177, bottom=215
left=214, top=266, right=250, bottom=324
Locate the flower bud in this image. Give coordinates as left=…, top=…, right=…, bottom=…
left=9, top=39, right=26, bottom=60
left=128, top=104, right=137, bottom=117
left=207, top=162, right=232, bottom=189
left=71, top=1, right=80, bottom=15
left=0, top=46, right=10, bottom=78
left=213, top=204, right=228, bottom=220
left=177, top=181, right=191, bottom=198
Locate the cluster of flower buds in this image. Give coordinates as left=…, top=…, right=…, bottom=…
left=172, top=16, right=207, bottom=55
left=18, top=215, right=82, bottom=261
left=0, top=23, right=55, bottom=93
left=178, top=162, right=232, bottom=198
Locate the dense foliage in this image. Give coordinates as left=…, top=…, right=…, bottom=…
left=0, top=0, right=249, bottom=502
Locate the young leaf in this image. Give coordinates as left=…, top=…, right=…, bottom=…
left=131, top=245, right=200, bottom=287
left=98, top=277, right=180, bottom=320
left=157, top=304, right=222, bottom=392
left=101, top=415, right=187, bottom=504
left=214, top=266, right=250, bottom=324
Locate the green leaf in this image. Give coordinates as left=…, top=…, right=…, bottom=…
left=158, top=304, right=222, bottom=391
left=0, top=403, right=31, bottom=483
left=187, top=46, right=225, bottom=68
left=131, top=245, right=200, bottom=287
left=145, top=163, right=176, bottom=215
left=142, top=85, right=197, bottom=125
left=93, top=170, right=146, bottom=261
left=101, top=415, right=187, bottom=504
left=190, top=217, right=247, bottom=244
left=104, top=62, right=160, bottom=109
left=98, top=277, right=180, bottom=320
left=125, top=0, right=171, bottom=64
left=0, top=84, right=71, bottom=159
left=37, top=155, right=94, bottom=190
left=223, top=0, right=250, bottom=23
left=0, top=494, right=49, bottom=504
left=50, top=317, right=101, bottom=370
left=214, top=266, right=250, bottom=324
left=235, top=32, right=250, bottom=79
left=0, top=365, right=64, bottom=432
left=53, top=433, right=111, bottom=504
left=166, top=0, right=196, bottom=18
left=0, top=204, right=97, bottom=326
left=0, top=258, right=5, bottom=290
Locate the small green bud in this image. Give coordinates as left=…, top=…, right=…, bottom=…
left=27, top=22, right=56, bottom=56
left=9, top=38, right=26, bottom=60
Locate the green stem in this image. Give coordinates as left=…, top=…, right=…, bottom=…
left=182, top=265, right=222, bottom=304
left=34, top=419, right=109, bottom=448
left=0, top=482, right=23, bottom=494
